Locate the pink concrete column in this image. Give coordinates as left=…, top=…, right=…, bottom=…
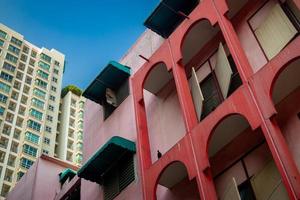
left=132, top=81, right=152, bottom=200
left=171, top=62, right=198, bottom=132
left=197, top=169, right=218, bottom=200
left=213, top=2, right=253, bottom=82
left=261, top=118, right=300, bottom=199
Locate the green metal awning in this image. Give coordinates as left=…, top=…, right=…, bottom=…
left=59, top=168, right=76, bottom=184
left=144, top=0, right=199, bottom=38
left=77, top=136, right=136, bottom=184
left=83, top=61, right=130, bottom=105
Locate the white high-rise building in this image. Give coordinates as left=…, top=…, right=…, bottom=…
left=0, top=23, right=65, bottom=198
left=55, top=86, right=85, bottom=166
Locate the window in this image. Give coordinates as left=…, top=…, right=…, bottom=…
left=45, top=126, right=52, bottom=133
left=37, top=70, right=49, bottom=80
left=31, top=50, right=37, bottom=58
left=0, top=39, right=4, bottom=47
left=22, top=46, right=29, bottom=54
left=8, top=44, right=20, bottom=55
left=29, top=108, right=43, bottom=120
left=40, top=53, right=51, bottom=63
left=52, top=77, right=58, bottom=83
left=48, top=105, right=54, bottom=111
left=0, top=72, right=13, bottom=82
left=27, top=120, right=41, bottom=132
left=50, top=95, right=55, bottom=101
left=20, top=54, right=27, bottom=62
left=53, top=68, right=59, bottom=74
left=23, top=144, right=38, bottom=157
left=0, top=107, right=4, bottom=115
left=103, top=153, right=135, bottom=200
left=38, top=61, right=50, bottom=71
left=0, top=30, right=7, bottom=39
left=250, top=2, right=298, bottom=60
left=78, top=121, right=83, bottom=129
left=25, top=132, right=40, bottom=144
left=11, top=37, right=22, bottom=47
left=33, top=88, right=46, bottom=99
left=42, top=149, right=49, bottom=154
left=190, top=43, right=242, bottom=120
left=51, top=86, right=57, bottom=92
left=79, top=101, right=85, bottom=109
left=44, top=137, right=50, bottom=145
left=29, top=58, right=35, bottom=66
left=54, top=60, right=60, bottom=66
left=31, top=98, right=45, bottom=109
left=35, top=79, right=48, bottom=89
left=0, top=94, right=8, bottom=104
left=5, top=53, right=18, bottom=64
left=2, top=62, right=16, bottom=72
left=20, top=157, right=34, bottom=169
left=47, top=115, right=53, bottom=122
left=17, top=172, right=24, bottom=181
left=0, top=82, right=11, bottom=93
left=79, top=111, right=84, bottom=119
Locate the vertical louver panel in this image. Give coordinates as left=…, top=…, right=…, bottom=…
left=221, top=177, right=241, bottom=200
left=255, top=3, right=297, bottom=59
left=191, top=67, right=204, bottom=121
left=250, top=161, right=289, bottom=200
left=214, top=43, right=233, bottom=99
left=103, top=153, right=135, bottom=200
left=119, top=154, right=135, bottom=191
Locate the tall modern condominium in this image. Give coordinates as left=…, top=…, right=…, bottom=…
left=55, top=86, right=85, bottom=166
left=0, top=23, right=65, bottom=198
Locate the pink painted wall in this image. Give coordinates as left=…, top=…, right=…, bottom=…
left=144, top=81, right=186, bottom=163
left=6, top=156, right=74, bottom=200
left=275, top=87, right=300, bottom=171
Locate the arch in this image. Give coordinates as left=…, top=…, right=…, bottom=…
left=206, top=114, right=290, bottom=199
left=155, top=161, right=200, bottom=199
left=270, top=56, right=300, bottom=105
left=142, top=62, right=173, bottom=95
left=180, top=18, right=220, bottom=65
left=207, top=113, right=251, bottom=157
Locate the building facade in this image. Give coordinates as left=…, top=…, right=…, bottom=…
left=55, top=86, right=85, bottom=166
left=0, top=24, right=65, bottom=198
left=6, top=0, right=300, bottom=199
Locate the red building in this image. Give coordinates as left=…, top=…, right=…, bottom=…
left=7, top=0, right=300, bottom=199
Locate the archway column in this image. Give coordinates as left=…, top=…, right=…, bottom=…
left=171, top=56, right=198, bottom=132
left=261, top=118, right=300, bottom=199
left=212, top=1, right=253, bottom=82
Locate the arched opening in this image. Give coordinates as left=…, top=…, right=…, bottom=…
left=272, top=57, right=300, bottom=172
left=181, top=19, right=242, bottom=122
left=143, top=63, right=185, bottom=163
left=208, top=114, right=289, bottom=200
left=156, top=161, right=200, bottom=199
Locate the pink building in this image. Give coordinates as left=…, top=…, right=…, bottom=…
left=7, top=0, right=300, bottom=199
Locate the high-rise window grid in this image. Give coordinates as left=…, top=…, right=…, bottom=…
left=0, top=30, right=7, bottom=39
left=40, top=53, right=51, bottom=63
left=20, top=158, right=34, bottom=169
left=35, top=79, right=48, bottom=89
left=8, top=44, right=20, bottom=55
left=25, top=132, right=40, bottom=144
left=33, top=88, right=46, bottom=99
left=5, top=53, right=18, bottom=64
left=37, top=70, right=49, bottom=80
left=0, top=82, right=11, bottom=94
left=31, top=98, right=45, bottom=109
left=27, top=120, right=41, bottom=132
left=10, top=37, right=22, bottom=47
left=0, top=72, right=13, bottom=83
left=29, top=108, right=43, bottom=120
left=23, top=144, right=38, bottom=157
left=2, top=62, right=16, bottom=73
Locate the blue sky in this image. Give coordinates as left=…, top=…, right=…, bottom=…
left=0, top=0, right=158, bottom=90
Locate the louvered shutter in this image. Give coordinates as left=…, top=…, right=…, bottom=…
left=214, top=43, right=233, bottom=99
left=255, top=3, right=297, bottom=60
left=250, top=161, right=289, bottom=200
left=119, top=154, right=135, bottom=191
left=191, top=67, right=204, bottom=121
left=221, top=177, right=241, bottom=200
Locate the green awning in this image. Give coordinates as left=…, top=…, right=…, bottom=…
left=144, top=0, right=199, bottom=38
left=83, top=61, right=130, bottom=105
left=77, top=136, right=136, bottom=184
left=59, top=168, right=76, bottom=184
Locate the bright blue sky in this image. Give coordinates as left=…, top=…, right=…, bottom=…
left=0, top=0, right=158, bottom=90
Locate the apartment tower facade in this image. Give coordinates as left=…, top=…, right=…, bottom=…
left=0, top=24, right=65, bottom=198
left=55, top=87, right=85, bottom=166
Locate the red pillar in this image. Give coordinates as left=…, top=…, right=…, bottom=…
left=197, top=168, right=218, bottom=200
left=132, top=83, right=152, bottom=200
left=212, top=2, right=253, bottom=82
left=261, top=118, right=300, bottom=199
